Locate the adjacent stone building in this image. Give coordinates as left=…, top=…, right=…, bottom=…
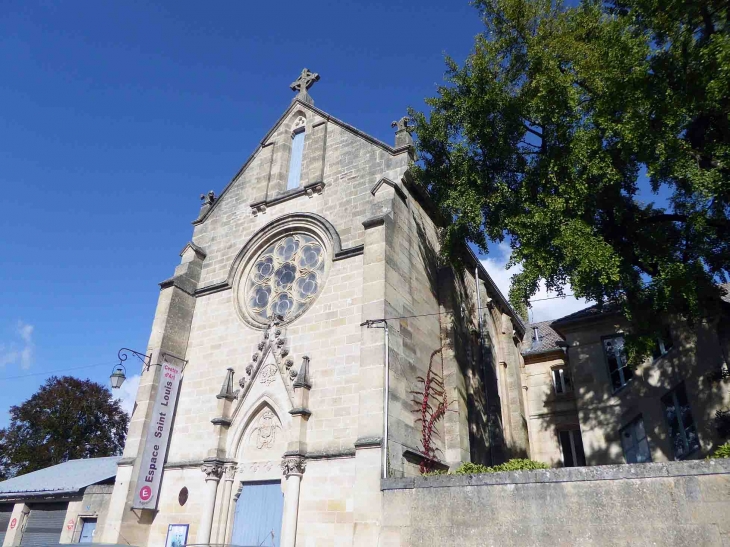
left=521, top=299, right=730, bottom=468
left=98, top=70, right=528, bottom=547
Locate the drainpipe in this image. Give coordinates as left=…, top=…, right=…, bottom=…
left=361, top=319, right=390, bottom=479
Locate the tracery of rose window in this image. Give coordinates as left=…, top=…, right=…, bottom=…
left=244, top=234, right=325, bottom=324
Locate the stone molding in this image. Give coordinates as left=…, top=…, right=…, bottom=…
left=362, top=215, right=388, bottom=229
left=288, top=407, right=312, bottom=417
left=164, top=459, right=205, bottom=469
left=179, top=241, right=207, bottom=259
left=306, top=448, right=357, bottom=460
left=333, top=244, right=364, bottom=262
left=158, top=276, right=196, bottom=296
left=402, top=448, right=449, bottom=472
left=354, top=436, right=383, bottom=449
left=371, top=177, right=408, bottom=204
left=250, top=181, right=326, bottom=216
left=281, top=455, right=307, bottom=477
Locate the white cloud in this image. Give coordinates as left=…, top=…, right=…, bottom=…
left=481, top=242, right=592, bottom=324
left=0, top=321, right=35, bottom=369
left=116, top=374, right=141, bottom=416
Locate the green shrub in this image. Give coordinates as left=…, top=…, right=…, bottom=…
left=709, top=441, right=730, bottom=459
left=453, top=458, right=548, bottom=475
left=453, top=462, right=491, bottom=475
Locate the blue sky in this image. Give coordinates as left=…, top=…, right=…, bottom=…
left=0, top=1, right=672, bottom=427
left=0, top=0, right=488, bottom=426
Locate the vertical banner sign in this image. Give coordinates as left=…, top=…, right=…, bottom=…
left=133, top=360, right=183, bottom=509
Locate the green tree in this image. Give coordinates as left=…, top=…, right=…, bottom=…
left=0, top=376, right=129, bottom=478
left=409, top=0, right=729, bottom=358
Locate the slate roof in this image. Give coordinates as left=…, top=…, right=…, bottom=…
left=522, top=321, right=564, bottom=356
left=551, top=302, right=621, bottom=326
left=0, top=456, right=120, bottom=499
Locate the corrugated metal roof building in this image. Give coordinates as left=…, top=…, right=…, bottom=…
left=0, top=457, right=119, bottom=546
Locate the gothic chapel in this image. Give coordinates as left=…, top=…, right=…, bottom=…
left=100, top=70, right=527, bottom=547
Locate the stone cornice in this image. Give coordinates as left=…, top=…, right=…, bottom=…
left=250, top=181, right=326, bottom=216
left=288, top=407, right=312, bottom=417
left=371, top=177, right=407, bottom=204
left=354, top=436, right=383, bottom=449
left=333, top=244, right=364, bottom=262
left=159, top=276, right=196, bottom=297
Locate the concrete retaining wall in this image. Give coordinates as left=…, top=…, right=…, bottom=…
left=380, top=459, right=730, bottom=547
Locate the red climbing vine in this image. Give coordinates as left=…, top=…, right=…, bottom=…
left=411, top=347, right=448, bottom=474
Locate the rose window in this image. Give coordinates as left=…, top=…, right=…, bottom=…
left=243, top=234, right=326, bottom=324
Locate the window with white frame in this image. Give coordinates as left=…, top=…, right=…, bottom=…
left=620, top=416, right=652, bottom=463
left=558, top=429, right=586, bottom=467
left=552, top=366, right=572, bottom=395
left=603, top=335, right=632, bottom=391
left=662, top=383, right=700, bottom=460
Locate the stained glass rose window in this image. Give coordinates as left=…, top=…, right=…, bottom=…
left=243, top=234, right=326, bottom=324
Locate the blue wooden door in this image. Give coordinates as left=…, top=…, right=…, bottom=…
left=231, top=481, right=283, bottom=547
left=79, top=519, right=96, bottom=543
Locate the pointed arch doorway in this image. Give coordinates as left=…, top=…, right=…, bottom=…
left=231, top=480, right=284, bottom=547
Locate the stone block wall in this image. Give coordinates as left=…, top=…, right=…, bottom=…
left=380, top=459, right=730, bottom=547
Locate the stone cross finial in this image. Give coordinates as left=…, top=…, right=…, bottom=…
left=290, top=68, right=320, bottom=105
left=290, top=68, right=320, bottom=93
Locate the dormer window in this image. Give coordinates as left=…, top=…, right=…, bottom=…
left=287, top=117, right=306, bottom=190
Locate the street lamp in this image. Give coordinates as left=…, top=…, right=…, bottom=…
left=110, top=364, right=127, bottom=389
left=111, top=348, right=152, bottom=389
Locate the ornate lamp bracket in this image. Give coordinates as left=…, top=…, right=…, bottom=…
left=117, top=348, right=153, bottom=371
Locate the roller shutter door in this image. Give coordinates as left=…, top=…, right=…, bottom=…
left=20, top=503, right=67, bottom=547
left=0, top=504, right=13, bottom=545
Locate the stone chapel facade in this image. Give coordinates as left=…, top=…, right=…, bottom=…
left=99, top=70, right=527, bottom=547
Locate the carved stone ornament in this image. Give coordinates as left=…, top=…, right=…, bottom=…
left=201, top=462, right=224, bottom=481
left=391, top=116, right=411, bottom=132
left=290, top=68, right=320, bottom=94
left=252, top=409, right=279, bottom=449
left=223, top=464, right=237, bottom=480
left=260, top=364, right=278, bottom=385
left=281, top=455, right=306, bottom=476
